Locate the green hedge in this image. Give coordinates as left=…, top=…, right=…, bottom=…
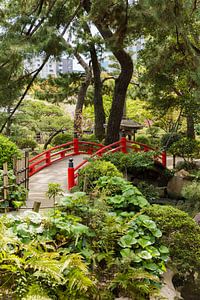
left=0, top=135, right=21, bottom=168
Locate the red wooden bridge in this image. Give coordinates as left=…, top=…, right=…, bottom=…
left=27, top=137, right=166, bottom=207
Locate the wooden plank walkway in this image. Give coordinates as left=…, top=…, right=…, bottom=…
left=24, top=154, right=87, bottom=209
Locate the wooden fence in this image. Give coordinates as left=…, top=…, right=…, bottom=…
left=0, top=152, right=29, bottom=205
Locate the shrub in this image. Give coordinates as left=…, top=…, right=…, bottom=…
left=143, top=205, right=200, bottom=274
left=81, top=134, right=100, bottom=143
left=136, top=134, right=150, bottom=145
left=182, top=181, right=200, bottom=212
left=176, top=160, right=197, bottom=171
left=0, top=170, right=27, bottom=210
left=137, top=182, right=160, bottom=202
left=78, top=160, right=122, bottom=192
left=103, top=151, right=155, bottom=173
left=17, top=138, right=37, bottom=150
left=51, top=132, right=73, bottom=146
left=160, top=132, right=182, bottom=150
left=0, top=134, right=21, bottom=168
left=146, top=126, right=160, bottom=138
left=169, top=137, right=199, bottom=161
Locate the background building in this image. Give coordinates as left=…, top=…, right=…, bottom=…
left=24, top=56, right=73, bottom=78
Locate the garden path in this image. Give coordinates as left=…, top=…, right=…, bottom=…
left=23, top=154, right=87, bottom=210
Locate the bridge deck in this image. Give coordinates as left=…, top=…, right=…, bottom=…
left=25, top=154, right=87, bottom=209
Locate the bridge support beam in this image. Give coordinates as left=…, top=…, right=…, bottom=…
left=68, top=158, right=75, bottom=191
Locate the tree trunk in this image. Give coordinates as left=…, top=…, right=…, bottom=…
left=90, top=46, right=105, bottom=141
left=82, top=0, right=133, bottom=145
left=73, top=53, right=92, bottom=135
left=43, top=128, right=64, bottom=150
left=105, top=50, right=133, bottom=144
left=186, top=114, right=195, bottom=139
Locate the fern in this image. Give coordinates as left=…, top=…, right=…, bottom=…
left=110, top=268, right=160, bottom=298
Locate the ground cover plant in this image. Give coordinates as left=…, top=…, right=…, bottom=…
left=0, top=175, right=169, bottom=299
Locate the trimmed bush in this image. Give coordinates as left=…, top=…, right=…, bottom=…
left=143, top=205, right=200, bottom=274
left=169, top=137, right=199, bottom=161
left=78, top=160, right=122, bottom=192
left=0, top=135, right=21, bottom=168
left=52, top=133, right=73, bottom=146
left=102, top=151, right=155, bottom=173
left=17, top=138, right=37, bottom=150
left=136, top=134, right=150, bottom=145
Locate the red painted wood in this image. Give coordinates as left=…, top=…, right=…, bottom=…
left=29, top=138, right=167, bottom=183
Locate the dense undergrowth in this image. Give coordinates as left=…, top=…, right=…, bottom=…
left=0, top=174, right=169, bottom=299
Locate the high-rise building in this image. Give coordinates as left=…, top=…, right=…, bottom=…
left=24, top=56, right=73, bottom=78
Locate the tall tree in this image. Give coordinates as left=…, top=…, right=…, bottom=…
left=0, top=0, right=82, bottom=133
left=133, top=0, right=200, bottom=138
left=82, top=0, right=134, bottom=144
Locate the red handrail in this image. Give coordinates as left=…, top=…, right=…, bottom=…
left=29, top=139, right=104, bottom=177
left=28, top=137, right=167, bottom=191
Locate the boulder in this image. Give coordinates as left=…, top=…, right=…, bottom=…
left=167, top=172, right=191, bottom=199
left=150, top=269, right=183, bottom=300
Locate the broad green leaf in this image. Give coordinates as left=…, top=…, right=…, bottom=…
left=159, top=245, right=169, bottom=254
left=138, top=238, right=152, bottom=248
left=151, top=228, right=162, bottom=238
left=119, top=234, right=138, bottom=248
left=143, top=262, right=159, bottom=271
left=137, top=250, right=152, bottom=260
left=146, top=246, right=160, bottom=257
left=120, top=248, right=142, bottom=263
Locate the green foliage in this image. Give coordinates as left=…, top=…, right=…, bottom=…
left=182, top=182, right=200, bottom=212
left=78, top=160, right=122, bottom=192
left=137, top=182, right=160, bottom=203
left=81, top=134, right=100, bottom=143
left=143, top=205, right=200, bottom=274
left=46, top=183, right=63, bottom=201
left=51, top=132, right=73, bottom=146
left=136, top=134, right=150, bottom=145
left=160, top=132, right=182, bottom=150
left=0, top=170, right=27, bottom=209
left=0, top=134, right=20, bottom=168
left=56, top=190, right=167, bottom=297
left=10, top=99, right=72, bottom=147
left=102, top=151, right=155, bottom=173
left=0, top=177, right=168, bottom=299
left=176, top=160, right=197, bottom=171
left=96, top=176, right=149, bottom=211
left=169, top=138, right=199, bottom=161
left=16, top=138, right=37, bottom=150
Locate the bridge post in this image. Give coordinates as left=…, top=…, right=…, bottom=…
left=68, top=158, right=75, bottom=191
left=46, top=150, right=51, bottom=166
left=73, top=132, right=79, bottom=155
left=121, top=135, right=127, bottom=153
left=162, top=151, right=167, bottom=167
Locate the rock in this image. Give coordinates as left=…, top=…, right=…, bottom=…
left=167, top=175, right=191, bottom=199
left=150, top=269, right=183, bottom=300
left=194, top=213, right=200, bottom=225
left=175, top=169, right=190, bottom=178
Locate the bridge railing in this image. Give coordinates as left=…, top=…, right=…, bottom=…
left=28, top=136, right=166, bottom=189
left=29, top=139, right=104, bottom=177
left=68, top=137, right=166, bottom=190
